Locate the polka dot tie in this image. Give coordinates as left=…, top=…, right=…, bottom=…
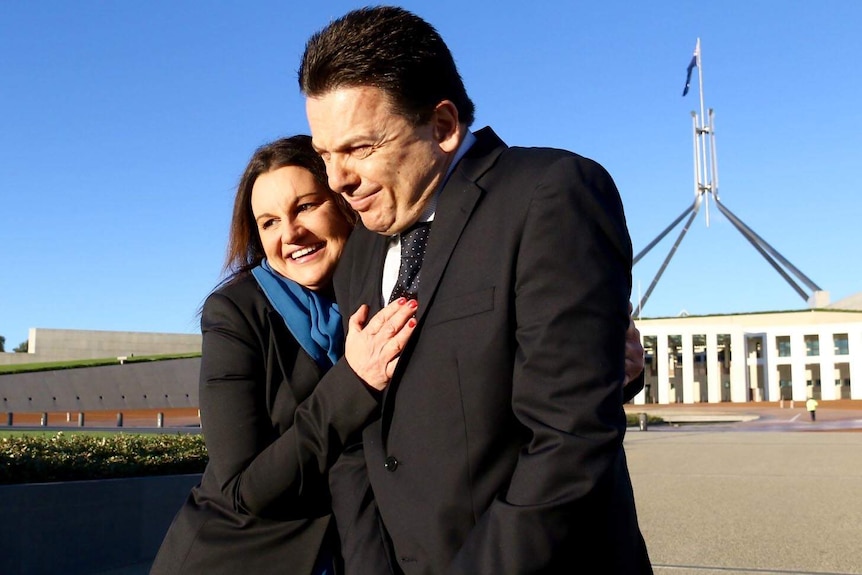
left=389, top=222, right=431, bottom=303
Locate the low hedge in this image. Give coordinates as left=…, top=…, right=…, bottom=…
left=2, top=415, right=658, bottom=485
left=0, top=432, right=208, bottom=485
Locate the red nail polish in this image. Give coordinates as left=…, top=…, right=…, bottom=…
left=408, top=299, right=418, bottom=309
left=408, top=318, right=417, bottom=328
left=398, top=297, right=407, bottom=305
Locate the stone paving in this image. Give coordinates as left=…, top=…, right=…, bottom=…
left=626, top=400, right=862, bottom=574
left=12, top=402, right=862, bottom=574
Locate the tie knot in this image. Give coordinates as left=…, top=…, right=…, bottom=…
left=401, top=221, right=430, bottom=245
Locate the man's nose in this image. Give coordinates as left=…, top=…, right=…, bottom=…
left=326, top=155, right=360, bottom=195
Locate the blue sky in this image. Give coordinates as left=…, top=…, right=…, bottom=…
left=1, top=1, right=860, bottom=347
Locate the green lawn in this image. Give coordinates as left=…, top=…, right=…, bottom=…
left=0, top=352, right=201, bottom=375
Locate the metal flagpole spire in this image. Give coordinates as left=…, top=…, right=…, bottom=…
left=633, top=39, right=827, bottom=317
left=692, top=38, right=718, bottom=227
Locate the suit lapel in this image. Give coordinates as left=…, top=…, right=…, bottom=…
left=416, top=127, right=506, bottom=324
left=380, top=128, right=507, bottom=432
left=266, top=309, right=322, bottom=407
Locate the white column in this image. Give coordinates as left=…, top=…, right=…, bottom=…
left=681, top=332, right=695, bottom=404
left=849, top=330, right=862, bottom=400
left=820, top=329, right=837, bottom=401
left=765, top=332, right=779, bottom=402
left=747, top=338, right=760, bottom=402
left=791, top=331, right=807, bottom=401
left=657, top=334, right=671, bottom=405
left=730, top=331, right=747, bottom=402
left=706, top=331, right=721, bottom=403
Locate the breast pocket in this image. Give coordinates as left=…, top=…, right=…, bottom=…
left=425, top=286, right=495, bottom=327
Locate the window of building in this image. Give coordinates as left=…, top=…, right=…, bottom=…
left=834, top=333, right=849, bottom=355
left=717, top=334, right=731, bottom=367
left=777, top=336, right=791, bottom=357
left=643, top=336, right=657, bottom=374
left=805, top=335, right=819, bottom=357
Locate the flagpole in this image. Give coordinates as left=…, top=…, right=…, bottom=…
left=694, top=38, right=712, bottom=226
left=631, top=36, right=826, bottom=314
left=696, top=38, right=705, bottom=132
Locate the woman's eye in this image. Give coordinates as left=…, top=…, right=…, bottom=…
left=297, top=202, right=319, bottom=213
left=260, top=218, right=277, bottom=230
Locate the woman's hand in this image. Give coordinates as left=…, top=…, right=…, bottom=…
left=344, top=297, right=419, bottom=390
left=624, top=302, right=645, bottom=386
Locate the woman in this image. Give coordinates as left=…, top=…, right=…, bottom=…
left=151, top=136, right=415, bottom=574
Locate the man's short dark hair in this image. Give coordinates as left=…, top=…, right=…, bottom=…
left=298, top=5, right=475, bottom=127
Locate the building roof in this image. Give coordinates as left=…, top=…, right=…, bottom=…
left=827, top=291, right=862, bottom=311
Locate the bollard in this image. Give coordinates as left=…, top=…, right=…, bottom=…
left=116, top=412, right=124, bottom=427
left=638, top=412, right=648, bottom=431
left=40, top=412, right=48, bottom=427
left=157, top=412, right=164, bottom=428
left=78, top=412, right=85, bottom=427
left=6, top=412, right=12, bottom=426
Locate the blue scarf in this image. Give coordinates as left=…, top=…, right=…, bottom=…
left=251, top=260, right=343, bottom=370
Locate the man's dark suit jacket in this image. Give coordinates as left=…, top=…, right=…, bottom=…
left=330, top=128, right=652, bottom=574
left=150, top=275, right=380, bottom=575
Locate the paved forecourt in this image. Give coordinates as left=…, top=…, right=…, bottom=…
left=626, top=429, right=862, bottom=575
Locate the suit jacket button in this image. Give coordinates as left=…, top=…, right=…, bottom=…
left=384, top=456, right=399, bottom=472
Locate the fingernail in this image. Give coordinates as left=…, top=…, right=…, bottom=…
left=397, top=297, right=407, bottom=305
left=408, top=318, right=417, bottom=328
left=408, top=299, right=418, bottom=309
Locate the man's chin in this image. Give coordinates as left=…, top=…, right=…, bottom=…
left=359, top=214, right=395, bottom=235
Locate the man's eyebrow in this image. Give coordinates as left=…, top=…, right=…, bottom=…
left=313, top=136, right=371, bottom=155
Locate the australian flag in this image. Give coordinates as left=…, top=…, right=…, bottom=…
left=682, top=39, right=700, bottom=97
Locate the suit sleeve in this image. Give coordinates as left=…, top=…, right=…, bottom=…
left=198, top=292, right=380, bottom=518
left=451, top=154, right=637, bottom=571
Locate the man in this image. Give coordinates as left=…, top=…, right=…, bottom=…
left=806, top=396, right=818, bottom=421
left=300, top=6, right=651, bottom=573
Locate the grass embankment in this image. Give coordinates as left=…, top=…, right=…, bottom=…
left=0, top=352, right=201, bottom=375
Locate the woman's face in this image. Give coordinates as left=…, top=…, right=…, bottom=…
left=251, top=165, right=352, bottom=291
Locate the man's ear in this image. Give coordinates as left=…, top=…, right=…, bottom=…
left=432, top=100, right=462, bottom=153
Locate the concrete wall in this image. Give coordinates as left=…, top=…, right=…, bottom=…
left=0, top=357, right=200, bottom=413
left=0, top=474, right=201, bottom=575
left=0, top=328, right=201, bottom=366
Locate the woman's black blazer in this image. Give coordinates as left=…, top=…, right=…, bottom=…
left=151, top=274, right=380, bottom=574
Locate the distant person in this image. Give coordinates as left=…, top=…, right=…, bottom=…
left=300, top=6, right=651, bottom=573
left=150, top=136, right=417, bottom=575
left=807, top=397, right=819, bottom=421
